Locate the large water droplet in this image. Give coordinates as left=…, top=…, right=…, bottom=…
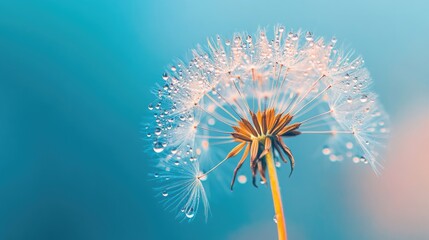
left=162, top=190, right=168, bottom=197
left=154, top=128, right=162, bottom=136
left=153, top=142, right=164, bottom=153
left=360, top=94, right=368, bottom=103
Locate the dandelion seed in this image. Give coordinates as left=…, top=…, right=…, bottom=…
left=147, top=25, right=389, bottom=239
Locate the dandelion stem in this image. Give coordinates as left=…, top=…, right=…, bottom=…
left=266, top=150, right=287, bottom=240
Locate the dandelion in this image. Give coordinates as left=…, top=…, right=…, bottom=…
left=146, top=25, right=389, bottom=239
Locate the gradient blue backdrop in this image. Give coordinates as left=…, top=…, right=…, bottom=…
left=0, top=0, right=428, bottom=239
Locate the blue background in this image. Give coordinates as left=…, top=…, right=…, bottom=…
left=0, top=0, right=428, bottom=239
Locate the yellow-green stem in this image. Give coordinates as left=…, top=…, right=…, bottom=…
left=266, top=150, right=287, bottom=240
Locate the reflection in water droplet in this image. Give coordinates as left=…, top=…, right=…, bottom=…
left=162, top=191, right=168, bottom=197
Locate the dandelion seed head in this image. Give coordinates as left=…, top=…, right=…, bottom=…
left=147, top=25, right=390, bottom=220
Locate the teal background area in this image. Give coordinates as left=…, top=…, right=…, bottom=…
left=0, top=0, right=428, bottom=239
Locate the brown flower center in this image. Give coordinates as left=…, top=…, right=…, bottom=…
left=225, top=108, right=301, bottom=189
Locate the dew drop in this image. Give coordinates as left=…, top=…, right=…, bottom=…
left=154, top=172, right=159, bottom=178
left=275, top=161, right=281, bottom=168
left=154, top=128, right=162, bottom=136
left=162, top=73, right=168, bottom=80
left=322, top=146, right=331, bottom=155
left=292, top=33, right=299, bottom=41
left=331, top=37, right=337, bottom=44
left=185, top=208, right=195, bottom=219
left=279, top=26, right=285, bottom=32
left=360, top=94, right=368, bottom=103
left=171, top=66, right=177, bottom=71
left=174, top=160, right=180, bottom=166
left=153, top=142, right=164, bottom=153
left=148, top=104, right=154, bottom=110
left=146, top=133, right=152, bottom=138
left=162, top=190, right=168, bottom=197
left=346, top=96, right=353, bottom=103
left=305, top=31, right=313, bottom=41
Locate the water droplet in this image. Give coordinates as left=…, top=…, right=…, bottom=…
left=279, top=26, right=285, bottom=32
left=162, top=73, right=168, bottom=80
left=360, top=94, right=368, bottom=103
left=148, top=104, right=154, bottom=110
left=246, top=35, right=252, bottom=43
left=162, top=190, right=168, bottom=197
left=174, top=160, right=180, bottom=166
left=305, top=31, right=313, bottom=41
left=275, top=161, right=281, bottom=168
left=154, top=172, right=159, bottom=178
left=154, top=128, right=162, bottom=136
left=292, top=33, right=299, bottom=41
left=322, top=146, right=331, bottom=155
left=171, top=66, right=176, bottom=71
left=185, top=208, right=194, bottom=219
left=331, top=37, right=337, bottom=44
left=146, top=133, right=152, bottom=138
left=238, top=175, right=247, bottom=184
left=346, top=96, right=353, bottom=103
left=273, top=214, right=278, bottom=224
left=153, top=142, right=164, bottom=153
